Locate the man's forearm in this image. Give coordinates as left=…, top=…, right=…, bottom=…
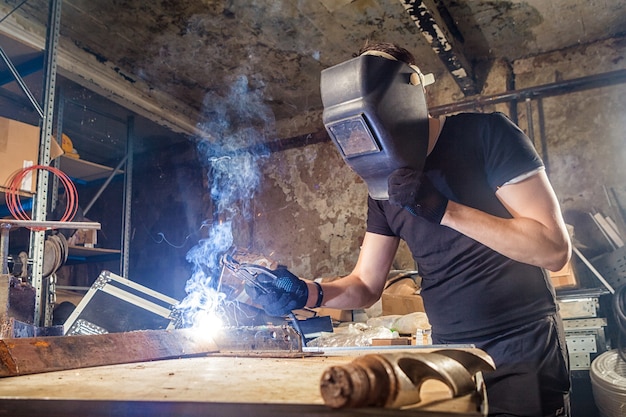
left=304, top=233, right=399, bottom=310
left=441, top=200, right=571, bottom=271
left=305, top=275, right=381, bottom=310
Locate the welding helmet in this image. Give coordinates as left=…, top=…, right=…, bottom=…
left=320, top=51, right=433, bottom=200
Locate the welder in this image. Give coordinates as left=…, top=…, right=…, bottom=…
left=245, top=41, right=572, bottom=417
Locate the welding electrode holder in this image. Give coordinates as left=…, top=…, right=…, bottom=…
left=219, top=253, right=273, bottom=294
left=319, top=349, right=495, bottom=410
left=219, top=252, right=307, bottom=337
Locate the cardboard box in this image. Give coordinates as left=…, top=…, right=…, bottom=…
left=67, top=227, right=98, bottom=247
left=315, top=307, right=353, bottom=322
left=381, top=275, right=426, bottom=316
left=0, top=116, right=64, bottom=193
left=550, top=260, right=577, bottom=289
left=371, top=337, right=412, bottom=346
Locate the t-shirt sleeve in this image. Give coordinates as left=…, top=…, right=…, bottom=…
left=483, top=112, right=544, bottom=190
left=366, top=197, right=396, bottom=236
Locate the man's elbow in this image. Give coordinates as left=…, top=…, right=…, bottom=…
left=360, top=289, right=384, bottom=309
left=545, top=240, right=572, bottom=272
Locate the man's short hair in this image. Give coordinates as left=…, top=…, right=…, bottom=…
left=357, top=41, right=417, bottom=66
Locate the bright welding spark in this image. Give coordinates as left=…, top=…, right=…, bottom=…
left=191, top=309, right=225, bottom=341
left=176, top=276, right=228, bottom=335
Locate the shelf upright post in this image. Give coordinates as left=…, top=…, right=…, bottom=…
left=121, top=116, right=134, bottom=278
left=30, top=0, right=63, bottom=327
left=50, top=90, right=66, bottom=213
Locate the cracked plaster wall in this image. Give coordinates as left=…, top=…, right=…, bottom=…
left=251, top=140, right=370, bottom=278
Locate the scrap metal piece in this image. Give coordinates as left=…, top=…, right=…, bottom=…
left=319, top=349, right=494, bottom=410
left=211, top=325, right=302, bottom=353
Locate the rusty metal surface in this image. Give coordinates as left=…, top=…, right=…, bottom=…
left=1, top=275, right=61, bottom=339
left=0, top=324, right=305, bottom=377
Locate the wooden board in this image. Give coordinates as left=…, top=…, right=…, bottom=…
left=0, top=329, right=218, bottom=377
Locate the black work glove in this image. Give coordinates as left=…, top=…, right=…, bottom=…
left=388, top=168, right=448, bottom=224
left=244, top=268, right=308, bottom=317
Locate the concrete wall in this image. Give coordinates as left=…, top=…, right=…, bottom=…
left=252, top=139, right=370, bottom=278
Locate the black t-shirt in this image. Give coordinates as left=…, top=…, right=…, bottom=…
left=367, top=112, right=557, bottom=339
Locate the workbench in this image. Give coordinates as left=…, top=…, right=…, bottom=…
left=0, top=352, right=484, bottom=417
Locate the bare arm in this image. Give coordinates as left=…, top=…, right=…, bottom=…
left=442, top=170, right=571, bottom=271
left=305, top=232, right=400, bottom=309
left=304, top=171, right=569, bottom=309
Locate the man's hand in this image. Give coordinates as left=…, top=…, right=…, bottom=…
left=388, top=167, right=448, bottom=223
left=244, top=268, right=308, bottom=317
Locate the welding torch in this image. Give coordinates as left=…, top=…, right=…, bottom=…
left=219, top=253, right=306, bottom=338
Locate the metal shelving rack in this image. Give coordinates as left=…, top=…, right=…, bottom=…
left=0, top=0, right=134, bottom=327
left=26, top=0, right=61, bottom=328
left=53, top=96, right=134, bottom=275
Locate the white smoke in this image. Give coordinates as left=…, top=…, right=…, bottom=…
left=176, top=74, right=274, bottom=329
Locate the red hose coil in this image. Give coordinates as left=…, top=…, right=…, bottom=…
left=4, top=165, right=78, bottom=230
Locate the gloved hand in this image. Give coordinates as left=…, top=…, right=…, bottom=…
left=388, top=167, right=448, bottom=223
left=244, top=268, right=308, bottom=317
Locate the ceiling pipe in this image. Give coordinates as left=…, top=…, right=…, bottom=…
left=429, top=68, right=626, bottom=116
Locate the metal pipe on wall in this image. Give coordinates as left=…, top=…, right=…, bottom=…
left=429, top=69, right=626, bottom=116
left=536, top=98, right=550, bottom=173
left=423, top=69, right=626, bottom=179
left=525, top=98, right=535, bottom=147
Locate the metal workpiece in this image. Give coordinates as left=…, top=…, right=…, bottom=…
left=210, top=325, right=303, bottom=354
left=319, top=349, right=495, bottom=410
